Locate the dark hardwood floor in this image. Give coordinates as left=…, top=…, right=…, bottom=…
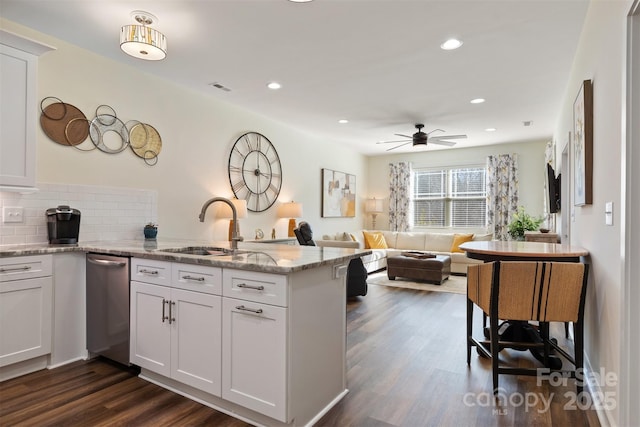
left=0, top=283, right=600, bottom=426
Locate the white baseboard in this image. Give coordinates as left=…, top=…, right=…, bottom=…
left=583, top=353, right=617, bottom=427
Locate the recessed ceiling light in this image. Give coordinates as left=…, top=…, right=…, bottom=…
left=267, top=82, right=281, bottom=90
left=440, top=38, right=463, bottom=50
left=338, top=119, right=349, bottom=124
left=470, top=98, right=485, bottom=104
left=288, top=0, right=313, bottom=2
left=485, top=128, right=497, bottom=132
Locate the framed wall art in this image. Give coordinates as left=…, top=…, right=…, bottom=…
left=321, top=168, right=356, bottom=217
left=573, top=79, right=593, bottom=206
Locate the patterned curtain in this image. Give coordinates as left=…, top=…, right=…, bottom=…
left=486, top=154, right=519, bottom=240
left=388, top=162, right=411, bottom=231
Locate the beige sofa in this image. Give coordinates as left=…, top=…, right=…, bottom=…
left=315, top=230, right=493, bottom=275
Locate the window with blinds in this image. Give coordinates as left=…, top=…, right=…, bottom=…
left=412, top=166, right=487, bottom=228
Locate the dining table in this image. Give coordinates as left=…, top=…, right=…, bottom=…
left=459, top=239, right=589, bottom=369
left=459, top=240, right=589, bottom=263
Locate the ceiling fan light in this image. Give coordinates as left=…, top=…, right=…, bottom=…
left=440, top=38, right=463, bottom=50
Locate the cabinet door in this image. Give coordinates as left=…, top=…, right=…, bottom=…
left=170, top=288, right=222, bottom=396
left=0, top=44, right=36, bottom=188
left=0, top=276, right=52, bottom=366
left=222, top=297, right=287, bottom=422
left=130, top=281, right=171, bottom=376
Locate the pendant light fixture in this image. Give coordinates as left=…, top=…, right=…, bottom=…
left=120, top=11, right=167, bottom=61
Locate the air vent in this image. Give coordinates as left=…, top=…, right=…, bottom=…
left=209, top=82, right=231, bottom=92
left=523, top=120, right=533, bottom=127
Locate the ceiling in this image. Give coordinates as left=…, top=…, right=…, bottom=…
left=0, top=0, right=589, bottom=155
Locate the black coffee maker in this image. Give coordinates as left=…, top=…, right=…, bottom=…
left=46, top=205, right=81, bottom=244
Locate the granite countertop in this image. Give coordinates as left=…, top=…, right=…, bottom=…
left=0, top=239, right=371, bottom=274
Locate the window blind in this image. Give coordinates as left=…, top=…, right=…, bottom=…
left=412, top=166, right=486, bottom=228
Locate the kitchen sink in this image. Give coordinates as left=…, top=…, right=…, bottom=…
left=160, top=246, right=250, bottom=256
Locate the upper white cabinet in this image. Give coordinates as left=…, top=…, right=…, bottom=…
left=0, top=30, right=54, bottom=190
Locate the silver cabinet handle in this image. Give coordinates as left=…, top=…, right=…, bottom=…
left=236, top=305, right=263, bottom=314
left=162, top=299, right=169, bottom=323
left=169, top=301, right=176, bottom=324
left=140, top=269, right=159, bottom=275
left=237, top=283, right=265, bottom=291
left=182, top=275, right=205, bottom=282
left=87, top=258, right=126, bottom=267
left=0, top=265, right=31, bottom=273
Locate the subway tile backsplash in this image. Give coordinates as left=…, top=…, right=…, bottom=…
left=0, top=183, right=157, bottom=245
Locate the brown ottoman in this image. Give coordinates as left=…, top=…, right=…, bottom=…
left=387, top=253, right=451, bottom=285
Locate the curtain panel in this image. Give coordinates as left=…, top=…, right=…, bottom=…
left=388, top=162, right=411, bottom=231
left=486, top=154, right=519, bottom=240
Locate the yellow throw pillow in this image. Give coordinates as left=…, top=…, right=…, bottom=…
left=363, top=231, right=388, bottom=249
left=450, top=233, right=474, bottom=253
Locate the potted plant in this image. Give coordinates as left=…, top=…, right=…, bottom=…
left=144, top=222, right=158, bottom=239
left=507, top=207, right=543, bottom=240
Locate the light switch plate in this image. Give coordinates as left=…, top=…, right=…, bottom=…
left=3, top=206, right=24, bottom=223
left=605, top=202, right=613, bottom=226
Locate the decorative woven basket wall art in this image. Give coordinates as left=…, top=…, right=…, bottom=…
left=39, top=97, right=161, bottom=166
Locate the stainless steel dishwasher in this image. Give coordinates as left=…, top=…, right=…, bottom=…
left=86, top=253, right=130, bottom=365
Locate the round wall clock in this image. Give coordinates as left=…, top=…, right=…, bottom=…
left=228, top=132, right=282, bottom=212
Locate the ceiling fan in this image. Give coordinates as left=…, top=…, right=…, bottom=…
left=376, top=124, right=467, bottom=151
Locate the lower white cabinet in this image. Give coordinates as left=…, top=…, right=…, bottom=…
left=0, top=255, right=53, bottom=367
left=130, top=259, right=347, bottom=426
left=130, top=280, right=222, bottom=396
left=221, top=297, right=287, bottom=421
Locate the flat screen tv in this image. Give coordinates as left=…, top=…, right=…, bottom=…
left=546, top=163, right=561, bottom=213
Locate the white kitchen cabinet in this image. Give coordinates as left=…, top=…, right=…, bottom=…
left=130, top=280, right=172, bottom=376
left=170, top=287, right=221, bottom=394
left=0, top=30, right=54, bottom=190
left=221, top=268, right=289, bottom=421
left=0, top=255, right=53, bottom=371
left=130, top=259, right=222, bottom=396
left=222, top=297, right=287, bottom=421
left=134, top=259, right=349, bottom=426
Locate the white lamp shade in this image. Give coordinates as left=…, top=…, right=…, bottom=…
left=277, top=202, right=303, bottom=218
left=365, top=198, right=384, bottom=213
left=120, top=25, right=167, bottom=60
left=217, top=198, right=248, bottom=219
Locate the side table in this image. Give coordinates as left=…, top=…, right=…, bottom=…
left=524, top=231, right=559, bottom=243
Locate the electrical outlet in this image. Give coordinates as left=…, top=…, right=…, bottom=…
left=3, top=207, right=24, bottom=223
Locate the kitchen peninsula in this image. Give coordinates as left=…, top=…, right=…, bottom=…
left=0, top=240, right=370, bottom=427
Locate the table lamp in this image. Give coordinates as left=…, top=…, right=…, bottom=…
left=365, top=198, right=384, bottom=229
left=218, top=198, right=248, bottom=241
left=277, top=201, right=303, bottom=237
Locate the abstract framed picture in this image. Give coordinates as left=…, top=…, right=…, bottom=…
left=321, top=168, right=356, bottom=217
left=573, top=79, right=593, bottom=206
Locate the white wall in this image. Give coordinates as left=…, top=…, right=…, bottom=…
left=1, top=19, right=367, bottom=242
left=552, top=2, right=632, bottom=425
left=366, top=140, right=548, bottom=232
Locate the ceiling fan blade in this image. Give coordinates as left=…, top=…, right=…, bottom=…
left=394, top=133, right=413, bottom=138
left=434, top=134, right=467, bottom=140
left=376, top=139, right=410, bottom=144
left=430, top=140, right=457, bottom=147
left=386, top=141, right=413, bottom=151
